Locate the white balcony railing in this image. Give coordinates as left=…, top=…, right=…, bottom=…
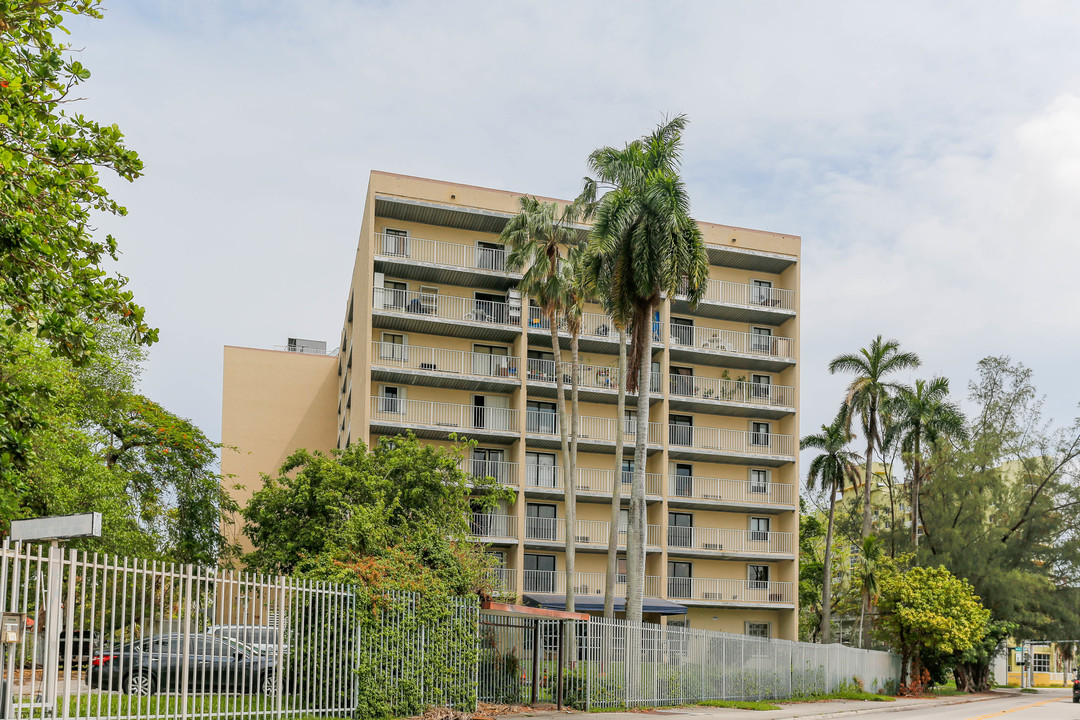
left=668, top=474, right=796, bottom=506
left=523, top=570, right=662, bottom=597
left=668, top=374, right=795, bottom=407
left=375, top=233, right=512, bottom=273
left=525, top=410, right=662, bottom=444
left=665, top=527, right=795, bottom=555
left=374, top=287, right=520, bottom=327
left=371, top=397, right=517, bottom=433
left=469, top=514, right=518, bottom=539
left=524, top=466, right=662, bottom=495
left=372, top=342, right=519, bottom=379
left=668, top=324, right=795, bottom=361
left=679, top=279, right=795, bottom=312
left=666, top=578, right=794, bottom=604
left=462, top=459, right=519, bottom=486
left=485, top=568, right=517, bottom=595
left=526, top=359, right=661, bottom=395
left=523, top=518, right=661, bottom=547
left=666, top=426, right=795, bottom=457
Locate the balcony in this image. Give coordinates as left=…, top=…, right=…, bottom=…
left=461, top=459, right=519, bottom=487
left=668, top=324, right=795, bottom=371
left=522, top=466, right=663, bottom=501
left=672, top=279, right=795, bottom=325
left=667, top=374, right=795, bottom=418
left=523, top=570, right=662, bottom=598
left=525, top=410, right=662, bottom=454
left=703, top=242, right=797, bottom=275
left=372, top=287, right=521, bottom=342
left=527, top=307, right=661, bottom=354
left=484, top=567, right=517, bottom=598
left=373, top=233, right=521, bottom=290
left=369, top=397, right=518, bottom=444
left=371, top=342, right=520, bottom=392
left=469, top=514, right=518, bottom=543
left=526, top=359, right=661, bottom=404
left=665, top=527, right=795, bottom=558
left=666, top=578, right=794, bottom=608
left=666, top=426, right=796, bottom=465
left=667, top=474, right=796, bottom=512
left=522, top=518, right=661, bottom=549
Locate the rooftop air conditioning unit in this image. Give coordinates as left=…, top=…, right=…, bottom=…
left=287, top=338, right=326, bottom=354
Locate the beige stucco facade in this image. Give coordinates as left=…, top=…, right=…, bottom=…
left=222, top=170, right=803, bottom=640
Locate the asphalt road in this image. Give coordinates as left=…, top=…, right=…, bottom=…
left=828, top=689, right=1075, bottom=720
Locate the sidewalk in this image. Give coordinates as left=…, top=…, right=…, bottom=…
left=506, top=689, right=1019, bottom=720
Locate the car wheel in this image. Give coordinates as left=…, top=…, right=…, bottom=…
left=124, top=672, right=155, bottom=696
left=260, top=670, right=277, bottom=696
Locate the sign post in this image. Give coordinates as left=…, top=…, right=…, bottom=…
left=9, top=513, right=101, bottom=714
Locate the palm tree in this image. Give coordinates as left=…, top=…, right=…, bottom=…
left=582, top=114, right=709, bottom=623
left=502, top=196, right=581, bottom=613
left=802, top=405, right=861, bottom=644
left=855, top=535, right=883, bottom=649
left=829, top=335, right=919, bottom=647
left=894, top=377, right=966, bottom=548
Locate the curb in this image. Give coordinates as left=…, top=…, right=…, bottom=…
left=773, top=692, right=1017, bottom=719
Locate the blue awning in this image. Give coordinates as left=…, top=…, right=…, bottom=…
left=522, top=593, right=687, bottom=616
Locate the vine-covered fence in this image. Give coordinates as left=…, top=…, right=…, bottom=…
left=1, top=540, right=898, bottom=718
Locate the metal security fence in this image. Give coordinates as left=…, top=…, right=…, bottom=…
left=0, top=541, right=477, bottom=720
left=478, top=613, right=900, bottom=710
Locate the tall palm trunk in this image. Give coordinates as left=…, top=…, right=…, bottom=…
left=548, top=312, right=575, bottom=613
left=911, top=433, right=921, bottom=550
left=821, top=482, right=837, bottom=643
left=604, top=328, right=627, bottom=618
left=626, top=307, right=652, bottom=624
left=860, top=401, right=876, bottom=649
left=568, top=329, right=581, bottom=612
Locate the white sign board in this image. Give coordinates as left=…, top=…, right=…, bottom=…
left=10, top=512, right=102, bottom=542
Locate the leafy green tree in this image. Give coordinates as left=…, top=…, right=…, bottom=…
left=582, top=114, right=708, bottom=622
left=875, top=564, right=990, bottom=689
left=802, top=405, right=861, bottom=643
left=242, top=433, right=510, bottom=579
left=829, top=335, right=920, bottom=646
left=893, top=377, right=966, bottom=548
left=502, top=196, right=583, bottom=612
left=0, top=1, right=157, bottom=510
left=797, top=500, right=825, bottom=642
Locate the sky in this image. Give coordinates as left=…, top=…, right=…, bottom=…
left=67, top=1, right=1080, bottom=476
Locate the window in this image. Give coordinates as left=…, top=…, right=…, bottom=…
left=473, top=344, right=510, bottom=376
left=384, top=280, right=408, bottom=309
left=621, top=459, right=634, bottom=486
left=616, top=557, right=627, bottom=584
left=750, top=326, right=772, bottom=353
left=527, top=350, right=555, bottom=381
left=749, top=517, right=770, bottom=542
left=525, top=503, right=557, bottom=541
left=378, top=386, right=403, bottom=414
left=746, top=622, right=770, bottom=639
left=749, top=469, right=769, bottom=494
left=527, top=401, right=558, bottom=434
left=418, top=286, right=439, bottom=315
left=670, top=317, right=694, bottom=345
left=747, top=564, right=770, bottom=589
left=524, top=554, right=556, bottom=592
left=668, top=512, right=693, bottom=548
left=471, top=449, right=505, bottom=483
left=751, top=374, right=771, bottom=401
left=526, top=452, right=557, bottom=488
left=751, top=421, right=771, bottom=447
left=670, top=366, right=694, bottom=397
left=476, top=241, right=505, bottom=271
left=624, top=409, right=638, bottom=435
left=670, top=415, right=693, bottom=446
left=472, top=292, right=506, bottom=323
left=1032, top=653, right=1051, bottom=673
left=674, top=464, right=693, bottom=497
left=381, top=228, right=409, bottom=256
left=668, top=561, right=692, bottom=599
left=379, top=333, right=407, bottom=362
left=750, top=279, right=773, bottom=306
left=618, top=509, right=629, bottom=535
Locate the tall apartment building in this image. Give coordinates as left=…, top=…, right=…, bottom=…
left=222, top=171, right=801, bottom=639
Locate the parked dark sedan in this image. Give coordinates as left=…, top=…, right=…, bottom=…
left=89, top=633, right=277, bottom=696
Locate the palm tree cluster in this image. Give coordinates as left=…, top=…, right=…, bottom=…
left=803, top=335, right=966, bottom=645
left=500, top=114, right=707, bottom=622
